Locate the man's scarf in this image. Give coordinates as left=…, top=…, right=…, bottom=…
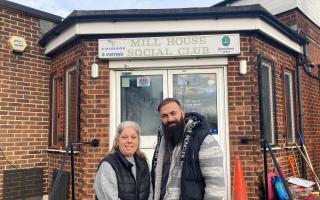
left=153, top=116, right=200, bottom=200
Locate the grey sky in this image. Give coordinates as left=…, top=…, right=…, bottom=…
left=8, top=0, right=223, bottom=18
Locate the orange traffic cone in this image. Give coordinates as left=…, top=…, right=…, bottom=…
left=232, top=156, right=248, bottom=200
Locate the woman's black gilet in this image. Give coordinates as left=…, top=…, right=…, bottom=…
left=103, top=151, right=150, bottom=200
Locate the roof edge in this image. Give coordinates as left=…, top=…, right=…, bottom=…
left=212, top=0, right=239, bottom=7
left=39, top=4, right=307, bottom=47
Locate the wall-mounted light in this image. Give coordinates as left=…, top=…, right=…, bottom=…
left=239, top=60, right=247, bottom=75
left=91, top=63, right=99, bottom=78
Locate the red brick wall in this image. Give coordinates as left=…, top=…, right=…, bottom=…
left=296, top=11, right=320, bottom=183
left=80, top=41, right=110, bottom=200
left=0, top=6, right=51, bottom=198
left=228, top=34, right=304, bottom=199
left=229, top=10, right=320, bottom=199
left=48, top=41, right=110, bottom=199
left=277, top=9, right=320, bottom=49
left=278, top=8, right=320, bottom=186
left=228, top=35, right=261, bottom=199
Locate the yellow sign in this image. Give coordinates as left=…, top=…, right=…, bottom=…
left=8, top=36, right=27, bottom=52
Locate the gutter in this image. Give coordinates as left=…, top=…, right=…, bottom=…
left=296, top=57, right=307, bottom=178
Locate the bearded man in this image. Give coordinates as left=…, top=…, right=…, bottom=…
left=151, top=98, right=225, bottom=200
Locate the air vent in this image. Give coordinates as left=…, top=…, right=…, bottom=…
left=4, top=168, right=43, bottom=200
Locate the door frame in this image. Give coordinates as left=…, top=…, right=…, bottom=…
left=109, top=57, right=231, bottom=199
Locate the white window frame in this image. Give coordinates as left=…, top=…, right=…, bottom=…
left=259, top=59, right=276, bottom=145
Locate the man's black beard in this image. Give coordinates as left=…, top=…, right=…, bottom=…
left=163, top=117, right=185, bottom=147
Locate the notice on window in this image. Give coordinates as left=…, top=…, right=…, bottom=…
left=183, top=99, right=202, bottom=110
left=177, top=76, right=188, bottom=86
left=122, top=77, right=130, bottom=88
left=137, top=76, right=151, bottom=87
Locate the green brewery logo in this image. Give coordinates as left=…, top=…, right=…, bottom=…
left=222, top=36, right=230, bottom=46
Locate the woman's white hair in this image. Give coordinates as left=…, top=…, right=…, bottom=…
left=109, top=121, right=146, bottom=160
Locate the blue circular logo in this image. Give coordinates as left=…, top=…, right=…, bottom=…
left=222, top=36, right=230, bottom=46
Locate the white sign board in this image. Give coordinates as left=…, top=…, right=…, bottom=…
left=98, top=34, right=240, bottom=59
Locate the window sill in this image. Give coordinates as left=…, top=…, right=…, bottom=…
left=260, top=145, right=300, bottom=152
left=259, top=146, right=282, bottom=151
left=46, top=148, right=80, bottom=154
left=284, top=145, right=299, bottom=149
left=264, top=146, right=281, bottom=150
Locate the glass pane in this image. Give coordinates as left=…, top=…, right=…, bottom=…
left=261, top=64, right=274, bottom=143
left=51, top=77, right=61, bottom=146
left=284, top=73, right=295, bottom=143
left=51, top=80, right=57, bottom=146
left=66, top=69, right=78, bottom=144
left=173, top=73, right=218, bottom=134
left=121, top=75, right=163, bottom=135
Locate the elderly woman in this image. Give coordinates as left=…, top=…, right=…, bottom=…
left=94, top=121, right=151, bottom=200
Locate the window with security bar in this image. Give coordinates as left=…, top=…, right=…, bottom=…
left=258, top=55, right=277, bottom=145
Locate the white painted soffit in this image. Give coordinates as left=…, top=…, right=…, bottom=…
left=44, top=18, right=303, bottom=55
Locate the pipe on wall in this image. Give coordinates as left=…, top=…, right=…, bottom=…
left=296, top=59, right=307, bottom=178
left=297, top=43, right=320, bottom=178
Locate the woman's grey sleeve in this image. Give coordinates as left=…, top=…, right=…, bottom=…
left=94, top=161, right=119, bottom=200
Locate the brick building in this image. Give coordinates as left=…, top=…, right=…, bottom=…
left=0, top=0, right=319, bottom=199
left=0, top=1, right=61, bottom=199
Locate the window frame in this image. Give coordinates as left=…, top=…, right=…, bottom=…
left=49, top=72, right=64, bottom=148
left=49, top=63, right=81, bottom=149
left=64, top=65, right=80, bottom=146
left=258, top=55, right=278, bottom=145
left=282, top=67, right=297, bottom=144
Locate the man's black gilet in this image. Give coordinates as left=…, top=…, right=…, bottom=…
left=180, top=125, right=209, bottom=200
left=100, top=150, right=150, bottom=200
left=151, top=112, right=210, bottom=200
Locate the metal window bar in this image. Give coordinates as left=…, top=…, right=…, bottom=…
left=50, top=144, right=75, bottom=200
left=50, top=139, right=98, bottom=200
left=262, top=139, right=294, bottom=200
